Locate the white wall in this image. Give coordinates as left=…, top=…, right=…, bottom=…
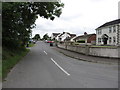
left=89, top=47, right=118, bottom=58
left=58, top=44, right=120, bottom=58
left=51, top=34, right=54, bottom=39
left=60, top=32, right=71, bottom=41
left=118, top=24, right=120, bottom=45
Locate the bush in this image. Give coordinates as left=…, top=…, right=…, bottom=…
left=77, top=40, right=85, bottom=43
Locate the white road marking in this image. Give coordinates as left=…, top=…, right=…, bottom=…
left=44, top=51, right=47, bottom=55
left=50, top=58, right=70, bottom=76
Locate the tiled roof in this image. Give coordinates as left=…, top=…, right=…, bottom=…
left=69, top=34, right=76, bottom=37
left=96, top=19, right=120, bottom=29
left=74, top=34, right=96, bottom=40
left=59, top=32, right=76, bottom=37
left=52, top=33, right=60, bottom=37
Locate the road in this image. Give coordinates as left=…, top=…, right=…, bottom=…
left=3, top=41, right=118, bottom=88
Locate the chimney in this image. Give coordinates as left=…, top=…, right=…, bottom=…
left=84, top=32, right=87, bottom=35
left=118, top=1, right=120, bottom=19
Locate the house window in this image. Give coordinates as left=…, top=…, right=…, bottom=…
left=113, top=25, right=116, bottom=32
left=117, top=25, right=119, bottom=30
left=100, top=29, right=102, bottom=34
left=109, top=27, right=112, bottom=33
left=109, top=37, right=112, bottom=43
left=98, top=38, right=101, bottom=43
left=97, top=30, right=99, bottom=34
left=113, top=36, right=116, bottom=43
left=98, top=29, right=102, bottom=35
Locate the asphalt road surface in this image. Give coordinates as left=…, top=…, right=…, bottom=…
left=3, top=41, right=118, bottom=88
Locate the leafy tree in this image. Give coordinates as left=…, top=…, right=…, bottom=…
left=43, top=33, right=49, bottom=40
left=2, top=2, right=64, bottom=49
left=33, top=34, right=41, bottom=40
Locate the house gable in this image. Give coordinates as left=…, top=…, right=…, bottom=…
left=96, top=19, right=120, bottom=45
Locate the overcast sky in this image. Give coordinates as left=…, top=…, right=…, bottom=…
left=32, top=0, right=119, bottom=38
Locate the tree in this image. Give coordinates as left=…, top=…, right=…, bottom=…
left=33, top=34, right=41, bottom=40
left=2, top=2, right=64, bottom=49
left=43, top=33, right=49, bottom=40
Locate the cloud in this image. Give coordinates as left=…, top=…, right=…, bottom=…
left=32, top=0, right=119, bottom=38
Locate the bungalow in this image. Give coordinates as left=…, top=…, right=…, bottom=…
left=96, top=19, right=120, bottom=46
left=73, top=32, right=96, bottom=45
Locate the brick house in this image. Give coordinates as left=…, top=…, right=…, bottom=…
left=73, top=32, right=96, bottom=45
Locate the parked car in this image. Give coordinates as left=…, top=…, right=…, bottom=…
left=50, top=42, right=53, bottom=46
left=47, top=41, right=54, bottom=43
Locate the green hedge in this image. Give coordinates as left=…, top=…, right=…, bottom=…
left=77, top=40, right=85, bottom=43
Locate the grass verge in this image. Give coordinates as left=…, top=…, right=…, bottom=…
left=2, top=47, right=30, bottom=81
left=28, top=43, right=35, bottom=47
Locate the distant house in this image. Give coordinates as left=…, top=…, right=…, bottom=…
left=96, top=19, right=120, bottom=46
left=73, top=32, right=96, bottom=45
left=70, top=36, right=78, bottom=42
left=56, top=32, right=76, bottom=41
left=51, top=33, right=60, bottom=40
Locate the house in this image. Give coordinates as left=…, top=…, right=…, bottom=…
left=73, top=32, right=96, bottom=45
left=56, top=32, right=76, bottom=41
left=96, top=19, right=120, bottom=46
left=51, top=33, right=60, bottom=40
left=70, top=36, right=78, bottom=42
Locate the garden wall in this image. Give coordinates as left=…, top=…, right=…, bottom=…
left=57, top=44, right=120, bottom=58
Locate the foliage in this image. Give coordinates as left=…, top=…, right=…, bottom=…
left=77, top=40, right=85, bottom=43
left=2, top=2, right=64, bottom=49
left=42, top=33, right=49, bottom=40
left=2, top=47, right=30, bottom=80
left=33, top=34, right=41, bottom=40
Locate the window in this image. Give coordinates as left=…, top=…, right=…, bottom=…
left=113, top=36, right=116, bottom=43
left=117, top=25, right=119, bottom=30
left=98, top=38, right=101, bottom=43
left=97, top=30, right=99, bottom=34
left=97, top=29, right=102, bottom=35
left=100, top=29, right=102, bottom=34
left=109, top=37, right=112, bottom=43
left=113, top=26, right=116, bottom=32
left=109, top=27, right=112, bottom=33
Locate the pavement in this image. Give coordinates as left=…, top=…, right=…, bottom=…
left=2, top=41, right=118, bottom=88
left=53, top=46, right=118, bottom=65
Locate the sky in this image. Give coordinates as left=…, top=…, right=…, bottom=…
left=32, top=0, right=120, bottom=38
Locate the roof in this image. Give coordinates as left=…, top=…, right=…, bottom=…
left=52, top=33, right=60, bottom=37
left=96, top=19, right=120, bottom=29
left=59, top=32, right=76, bottom=37
left=69, top=34, right=76, bottom=37
left=74, top=34, right=96, bottom=40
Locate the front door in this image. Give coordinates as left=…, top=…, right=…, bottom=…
left=103, top=38, right=108, bottom=45
left=102, top=34, right=108, bottom=45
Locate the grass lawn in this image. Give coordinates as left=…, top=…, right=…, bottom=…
left=0, top=46, right=2, bottom=82
left=0, top=60, right=2, bottom=82
left=91, top=45, right=117, bottom=48
left=28, top=43, right=35, bottom=47
left=2, top=48, right=30, bottom=81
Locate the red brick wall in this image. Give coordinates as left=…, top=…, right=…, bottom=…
left=87, top=35, right=96, bottom=43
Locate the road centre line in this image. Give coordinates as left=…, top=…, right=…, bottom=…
left=44, top=51, right=47, bottom=55
left=50, top=58, right=70, bottom=76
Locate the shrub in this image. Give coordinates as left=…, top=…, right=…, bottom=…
left=77, top=40, right=85, bottom=43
